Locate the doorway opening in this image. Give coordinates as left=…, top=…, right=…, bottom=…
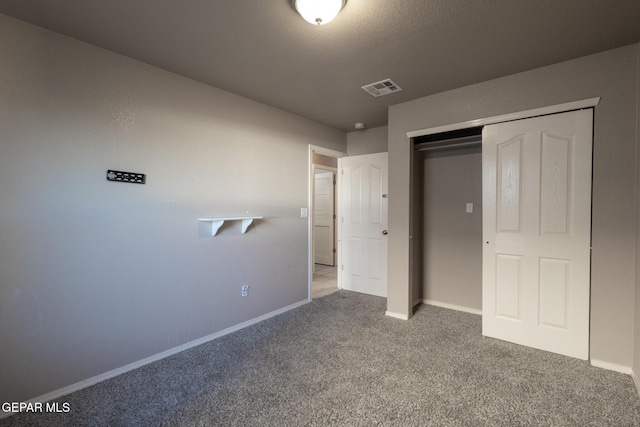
left=313, top=166, right=337, bottom=298
left=412, top=127, right=483, bottom=314
left=308, top=146, right=345, bottom=300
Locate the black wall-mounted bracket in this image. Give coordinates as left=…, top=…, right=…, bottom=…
left=106, top=170, right=146, bottom=184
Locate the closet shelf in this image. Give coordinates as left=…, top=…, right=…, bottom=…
left=198, top=216, right=264, bottom=236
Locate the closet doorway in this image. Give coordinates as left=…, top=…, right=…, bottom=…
left=414, top=127, right=483, bottom=315
left=411, top=103, right=595, bottom=360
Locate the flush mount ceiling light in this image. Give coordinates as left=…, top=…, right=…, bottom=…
left=293, top=0, right=347, bottom=25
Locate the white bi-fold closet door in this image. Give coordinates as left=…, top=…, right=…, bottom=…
left=482, top=109, right=593, bottom=360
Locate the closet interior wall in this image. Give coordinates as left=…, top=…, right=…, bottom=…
left=413, top=136, right=483, bottom=313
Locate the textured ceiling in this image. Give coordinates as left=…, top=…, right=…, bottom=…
left=0, top=0, right=639, bottom=132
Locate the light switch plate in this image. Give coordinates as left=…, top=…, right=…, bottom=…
left=466, top=203, right=473, bottom=213
left=301, top=208, right=308, bottom=218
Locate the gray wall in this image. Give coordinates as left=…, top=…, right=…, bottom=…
left=346, top=126, right=388, bottom=155
left=388, top=44, right=639, bottom=368
left=417, top=148, right=482, bottom=311
left=0, top=15, right=345, bottom=402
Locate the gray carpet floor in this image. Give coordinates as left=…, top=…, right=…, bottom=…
left=3, top=290, right=640, bottom=426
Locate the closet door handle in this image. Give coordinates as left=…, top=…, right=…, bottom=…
left=382, top=230, right=388, bottom=236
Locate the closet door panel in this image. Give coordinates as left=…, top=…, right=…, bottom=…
left=482, top=109, right=592, bottom=360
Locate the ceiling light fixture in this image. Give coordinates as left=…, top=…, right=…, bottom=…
left=293, top=0, right=346, bottom=25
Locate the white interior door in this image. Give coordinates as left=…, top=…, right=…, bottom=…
left=339, top=152, right=388, bottom=297
left=482, top=109, right=593, bottom=360
left=314, top=171, right=335, bottom=266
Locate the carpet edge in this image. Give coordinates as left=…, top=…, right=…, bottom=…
left=0, top=298, right=310, bottom=420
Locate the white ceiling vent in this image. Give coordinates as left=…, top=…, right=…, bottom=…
left=361, top=79, right=403, bottom=97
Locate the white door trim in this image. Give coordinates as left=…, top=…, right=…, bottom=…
left=406, top=97, right=600, bottom=139
left=308, top=145, right=346, bottom=301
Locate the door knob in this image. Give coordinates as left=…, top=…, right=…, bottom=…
left=382, top=230, right=388, bottom=235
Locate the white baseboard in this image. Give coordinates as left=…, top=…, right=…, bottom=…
left=385, top=310, right=409, bottom=320
left=632, top=370, right=640, bottom=396
left=422, top=299, right=482, bottom=315
left=0, top=299, right=309, bottom=420
left=590, top=359, right=632, bottom=375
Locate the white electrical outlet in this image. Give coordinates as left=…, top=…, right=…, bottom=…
left=241, top=284, right=249, bottom=297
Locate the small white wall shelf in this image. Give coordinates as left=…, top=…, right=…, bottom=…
left=198, top=216, right=263, bottom=236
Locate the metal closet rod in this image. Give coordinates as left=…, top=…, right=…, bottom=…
left=414, top=134, right=482, bottom=152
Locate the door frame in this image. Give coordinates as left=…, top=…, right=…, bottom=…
left=308, top=145, right=346, bottom=301
left=406, top=98, right=600, bottom=140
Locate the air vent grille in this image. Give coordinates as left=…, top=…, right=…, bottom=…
left=361, top=79, right=403, bottom=97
